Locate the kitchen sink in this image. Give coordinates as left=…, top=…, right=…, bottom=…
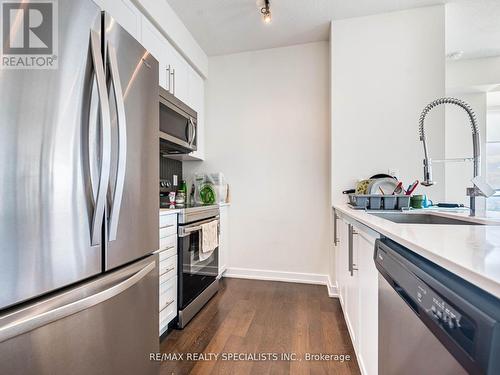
left=369, top=212, right=485, bottom=225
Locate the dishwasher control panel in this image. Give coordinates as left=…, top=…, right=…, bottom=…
left=377, top=246, right=472, bottom=343
left=414, top=282, right=461, bottom=329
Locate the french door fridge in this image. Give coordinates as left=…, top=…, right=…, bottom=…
left=0, top=0, right=159, bottom=373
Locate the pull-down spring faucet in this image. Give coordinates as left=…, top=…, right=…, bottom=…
left=418, top=97, right=483, bottom=216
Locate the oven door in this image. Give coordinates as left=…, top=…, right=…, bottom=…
left=178, top=218, right=219, bottom=310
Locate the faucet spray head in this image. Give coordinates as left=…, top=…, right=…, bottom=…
left=422, top=159, right=435, bottom=186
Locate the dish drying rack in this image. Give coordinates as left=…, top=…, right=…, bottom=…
left=348, top=194, right=410, bottom=210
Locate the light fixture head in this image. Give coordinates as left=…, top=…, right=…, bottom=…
left=260, top=0, right=272, bottom=24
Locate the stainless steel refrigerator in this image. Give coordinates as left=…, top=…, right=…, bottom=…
left=0, top=1, right=159, bottom=374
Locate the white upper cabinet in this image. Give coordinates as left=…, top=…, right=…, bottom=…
left=140, top=16, right=169, bottom=90
left=98, top=0, right=207, bottom=161
left=96, top=0, right=142, bottom=41
left=140, top=16, right=192, bottom=106
left=165, top=48, right=189, bottom=104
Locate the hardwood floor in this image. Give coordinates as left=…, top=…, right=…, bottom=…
left=159, top=278, right=361, bottom=375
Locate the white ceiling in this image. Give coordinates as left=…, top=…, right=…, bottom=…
left=166, top=0, right=444, bottom=56
left=446, top=0, right=500, bottom=60
left=166, top=0, right=500, bottom=59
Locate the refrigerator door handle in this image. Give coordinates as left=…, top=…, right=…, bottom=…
left=89, top=30, right=112, bottom=246
left=0, top=261, right=155, bottom=343
left=107, top=43, right=127, bottom=242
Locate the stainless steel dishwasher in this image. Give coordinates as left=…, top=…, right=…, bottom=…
left=374, top=238, right=500, bottom=375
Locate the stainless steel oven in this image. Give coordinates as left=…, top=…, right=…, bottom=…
left=177, top=205, right=220, bottom=328
left=159, top=87, right=197, bottom=155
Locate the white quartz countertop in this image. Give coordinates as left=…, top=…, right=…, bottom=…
left=159, top=208, right=181, bottom=214
left=333, top=204, right=500, bottom=299
left=160, top=202, right=230, bottom=214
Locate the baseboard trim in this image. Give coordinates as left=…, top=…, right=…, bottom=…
left=327, top=276, right=339, bottom=298
left=224, top=267, right=339, bottom=298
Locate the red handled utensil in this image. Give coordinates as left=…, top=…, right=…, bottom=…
left=392, top=181, right=403, bottom=195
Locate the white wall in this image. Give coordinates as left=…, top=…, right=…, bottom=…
left=444, top=93, right=487, bottom=207
left=184, top=42, right=331, bottom=282
left=447, top=56, right=500, bottom=94
left=330, top=6, right=446, bottom=206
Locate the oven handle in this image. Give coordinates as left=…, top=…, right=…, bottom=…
left=179, top=217, right=220, bottom=237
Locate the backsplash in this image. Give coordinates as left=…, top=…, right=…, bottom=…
left=160, top=156, right=182, bottom=192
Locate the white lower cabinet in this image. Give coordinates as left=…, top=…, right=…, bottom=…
left=218, top=204, right=230, bottom=277
left=334, top=210, right=379, bottom=375
left=158, top=211, right=178, bottom=336
left=356, top=226, right=379, bottom=375
left=345, top=225, right=360, bottom=347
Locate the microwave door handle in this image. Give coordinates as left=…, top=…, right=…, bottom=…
left=189, top=117, right=196, bottom=147
left=106, top=42, right=127, bottom=242
left=89, top=30, right=111, bottom=246
left=185, top=118, right=191, bottom=144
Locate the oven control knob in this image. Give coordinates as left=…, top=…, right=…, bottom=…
left=436, top=310, right=443, bottom=320
left=448, top=319, right=455, bottom=330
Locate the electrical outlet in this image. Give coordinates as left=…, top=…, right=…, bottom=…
left=173, top=175, right=178, bottom=186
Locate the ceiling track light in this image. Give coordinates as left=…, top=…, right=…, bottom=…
left=260, top=0, right=272, bottom=24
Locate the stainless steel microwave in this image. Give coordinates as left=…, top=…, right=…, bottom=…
left=159, top=86, right=197, bottom=154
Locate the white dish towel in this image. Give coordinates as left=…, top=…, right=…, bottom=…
left=199, top=220, right=218, bottom=261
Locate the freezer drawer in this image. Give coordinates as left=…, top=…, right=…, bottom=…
left=0, top=256, right=159, bottom=375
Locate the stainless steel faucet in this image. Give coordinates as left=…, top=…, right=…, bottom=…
left=418, top=97, right=483, bottom=216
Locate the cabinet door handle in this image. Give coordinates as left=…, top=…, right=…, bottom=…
left=160, top=299, right=175, bottom=312
left=348, top=224, right=358, bottom=276
left=160, top=266, right=175, bottom=277
left=333, top=212, right=340, bottom=246
left=171, top=68, right=176, bottom=95
left=166, top=65, right=171, bottom=92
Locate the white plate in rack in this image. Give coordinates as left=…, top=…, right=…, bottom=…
left=368, top=178, right=399, bottom=195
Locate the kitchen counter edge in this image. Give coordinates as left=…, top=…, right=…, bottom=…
left=333, top=204, right=500, bottom=299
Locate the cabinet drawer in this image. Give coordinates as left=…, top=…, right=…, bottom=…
left=159, top=298, right=176, bottom=333
left=159, top=234, right=177, bottom=252
left=159, top=255, right=177, bottom=282
left=159, top=225, right=176, bottom=238
left=159, top=214, right=177, bottom=229
left=159, top=246, right=177, bottom=261
left=159, top=278, right=177, bottom=333
left=159, top=276, right=176, bottom=310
